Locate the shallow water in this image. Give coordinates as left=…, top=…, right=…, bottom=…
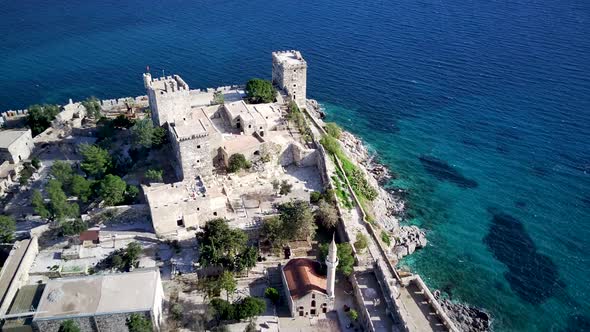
left=1, top=0, right=589, bottom=330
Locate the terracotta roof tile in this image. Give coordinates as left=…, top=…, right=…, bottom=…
left=283, top=258, right=327, bottom=299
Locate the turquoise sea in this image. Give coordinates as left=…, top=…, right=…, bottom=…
left=1, top=0, right=589, bottom=330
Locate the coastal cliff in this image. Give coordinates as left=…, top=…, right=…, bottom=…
left=335, top=125, right=491, bottom=331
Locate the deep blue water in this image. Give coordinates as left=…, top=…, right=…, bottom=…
left=2, top=0, right=589, bottom=330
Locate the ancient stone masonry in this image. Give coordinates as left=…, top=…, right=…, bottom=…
left=143, top=73, right=191, bottom=126
left=272, top=50, right=307, bottom=107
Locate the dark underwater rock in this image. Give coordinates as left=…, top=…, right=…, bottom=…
left=419, top=155, right=478, bottom=188
left=483, top=209, right=564, bottom=304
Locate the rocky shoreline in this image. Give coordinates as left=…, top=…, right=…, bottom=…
left=434, top=290, right=492, bottom=332
left=338, top=130, right=492, bottom=332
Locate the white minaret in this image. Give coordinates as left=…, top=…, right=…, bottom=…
left=326, top=234, right=338, bottom=299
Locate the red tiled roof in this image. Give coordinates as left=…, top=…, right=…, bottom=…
left=282, top=258, right=327, bottom=299
left=79, top=230, right=99, bottom=242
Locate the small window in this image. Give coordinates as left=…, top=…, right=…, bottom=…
left=197, top=160, right=200, bottom=163
left=213, top=212, right=217, bottom=216
left=177, top=219, right=184, bottom=227
left=311, top=300, right=316, bottom=307
left=197, top=145, right=201, bottom=149
left=248, top=125, right=252, bottom=128
left=312, top=294, right=315, bottom=299
left=197, top=207, right=200, bottom=211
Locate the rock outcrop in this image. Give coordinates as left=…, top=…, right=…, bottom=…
left=391, top=225, right=427, bottom=259
left=434, top=290, right=492, bottom=332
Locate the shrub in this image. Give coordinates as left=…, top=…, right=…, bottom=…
left=347, top=309, right=359, bottom=321
left=0, top=215, right=16, bottom=243
left=228, top=153, right=250, bottom=173
left=325, top=122, right=342, bottom=139
left=144, top=169, right=163, bottom=182
left=354, top=233, right=368, bottom=252
left=310, top=191, right=322, bottom=204
left=381, top=231, right=391, bottom=246
left=316, top=200, right=338, bottom=229
left=82, top=96, right=102, bottom=118
left=126, top=313, right=153, bottom=332
left=31, top=157, right=41, bottom=169
left=264, top=287, right=280, bottom=304
left=212, top=91, right=225, bottom=105
left=279, top=180, right=292, bottom=195
left=58, top=320, right=80, bottom=332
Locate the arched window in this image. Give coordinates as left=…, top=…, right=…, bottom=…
left=311, top=300, right=316, bottom=307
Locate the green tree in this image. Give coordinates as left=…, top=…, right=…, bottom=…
left=228, top=153, right=250, bottom=173
left=245, top=78, right=276, bottom=104
left=58, top=320, right=81, bottom=332
left=99, top=175, right=127, bottom=206
left=18, top=163, right=35, bottom=185
left=218, top=271, right=237, bottom=301
left=198, top=219, right=248, bottom=271
left=210, top=298, right=235, bottom=321
left=236, top=246, right=258, bottom=274
left=82, top=96, right=102, bottom=119
left=0, top=215, right=16, bottom=243
left=50, top=161, right=74, bottom=189
left=80, top=144, right=112, bottom=178
left=277, top=200, right=315, bottom=241
left=354, top=233, right=368, bottom=252
left=325, top=122, right=342, bottom=139
left=131, top=118, right=166, bottom=148
left=319, top=242, right=355, bottom=276
left=236, top=297, right=266, bottom=320
left=60, top=219, right=87, bottom=236
left=70, top=175, right=93, bottom=202
left=27, top=104, right=60, bottom=136
left=279, top=180, right=292, bottom=195
left=144, top=169, right=163, bottom=182
left=32, top=190, right=50, bottom=219
left=124, top=242, right=142, bottom=267
left=316, top=200, right=338, bottom=229
left=260, top=216, right=285, bottom=250
left=126, top=313, right=153, bottom=332
left=264, top=287, right=280, bottom=304
left=47, top=180, right=79, bottom=220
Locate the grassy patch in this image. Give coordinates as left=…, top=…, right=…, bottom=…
left=381, top=231, right=391, bottom=247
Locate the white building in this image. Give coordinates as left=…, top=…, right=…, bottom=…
left=0, top=129, right=34, bottom=164
left=32, top=268, right=164, bottom=332
left=281, top=236, right=337, bottom=317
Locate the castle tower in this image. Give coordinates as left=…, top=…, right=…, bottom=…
left=326, top=234, right=338, bottom=299
left=272, top=50, right=307, bottom=107
left=143, top=73, right=191, bottom=127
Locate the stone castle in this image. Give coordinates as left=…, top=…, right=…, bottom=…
left=142, top=50, right=312, bottom=237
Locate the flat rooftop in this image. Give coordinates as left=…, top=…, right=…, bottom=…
left=172, top=106, right=221, bottom=140
left=0, top=129, right=29, bottom=149
left=33, top=269, right=159, bottom=320
left=274, top=51, right=306, bottom=66
left=148, top=75, right=189, bottom=92
left=222, top=134, right=264, bottom=156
